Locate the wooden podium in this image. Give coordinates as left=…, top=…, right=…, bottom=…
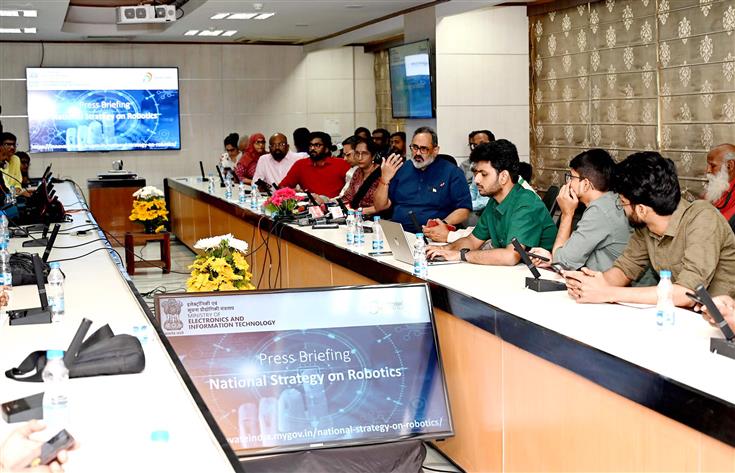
left=87, top=177, right=146, bottom=240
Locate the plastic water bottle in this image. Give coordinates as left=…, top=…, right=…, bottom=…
left=249, top=184, right=259, bottom=211
left=0, top=241, right=12, bottom=293
left=412, top=233, right=427, bottom=278
left=207, top=174, right=215, bottom=194
left=354, top=209, right=365, bottom=245
left=238, top=183, right=246, bottom=204
left=5, top=190, right=15, bottom=206
left=372, top=216, right=384, bottom=250
left=655, top=270, right=675, bottom=328
left=48, top=262, right=65, bottom=322
left=42, top=350, right=70, bottom=434
left=0, top=214, right=9, bottom=244
left=224, top=174, right=233, bottom=199
left=345, top=210, right=356, bottom=245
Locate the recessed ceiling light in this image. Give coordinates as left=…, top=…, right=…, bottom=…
left=211, top=13, right=230, bottom=20
left=23, top=27, right=36, bottom=34
left=227, top=13, right=259, bottom=20
left=184, top=30, right=199, bottom=36
left=0, top=10, right=19, bottom=16
left=22, top=10, right=37, bottom=17
left=0, top=28, right=22, bottom=33
left=254, top=12, right=274, bottom=19
left=222, top=30, right=237, bottom=37
left=199, top=30, right=224, bottom=36
left=0, top=9, right=37, bottom=16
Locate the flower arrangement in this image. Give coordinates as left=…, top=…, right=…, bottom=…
left=186, top=233, right=255, bottom=292
left=264, top=187, right=298, bottom=217
left=129, top=186, right=168, bottom=233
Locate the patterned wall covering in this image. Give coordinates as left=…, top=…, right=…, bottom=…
left=530, top=0, right=735, bottom=197
left=374, top=50, right=406, bottom=132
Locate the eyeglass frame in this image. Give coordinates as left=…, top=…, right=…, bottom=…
left=615, top=194, right=633, bottom=211
left=409, top=144, right=432, bottom=155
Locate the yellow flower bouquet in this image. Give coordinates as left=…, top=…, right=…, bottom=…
left=129, top=186, right=168, bottom=233
left=186, top=233, right=256, bottom=292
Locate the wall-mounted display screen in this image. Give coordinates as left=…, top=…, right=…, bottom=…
left=26, top=67, right=181, bottom=153
left=389, top=40, right=434, bottom=119
left=156, top=284, right=453, bottom=456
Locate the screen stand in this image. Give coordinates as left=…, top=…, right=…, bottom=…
left=240, top=440, right=426, bottom=473
left=525, top=277, right=567, bottom=292
left=710, top=338, right=735, bottom=360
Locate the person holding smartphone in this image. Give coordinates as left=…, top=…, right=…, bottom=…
left=698, top=295, right=735, bottom=334
left=0, top=420, right=75, bottom=472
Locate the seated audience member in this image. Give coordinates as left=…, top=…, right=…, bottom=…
left=0, top=132, right=23, bottom=191
left=235, top=133, right=267, bottom=185
left=338, top=135, right=359, bottom=197
left=341, top=138, right=382, bottom=215
left=292, top=127, right=311, bottom=157
left=17, top=151, right=31, bottom=188
left=238, top=134, right=250, bottom=156
left=0, top=419, right=75, bottom=472
left=518, top=161, right=533, bottom=186
left=529, top=149, right=630, bottom=271
left=389, top=131, right=406, bottom=160
left=252, top=133, right=303, bottom=190
left=371, top=128, right=390, bottom=156
left=219, top=133, right=240, bottom=173
left=700, top=295, right=735, bottom=334
left=426, top=140, right=557, bottom=264
left=465, top=130, right=494, bottom=212
left=373, top=127, right=471, bottom=232
left=279, top=132, right=350, bottom=199
left=354, top=127, right=371, bottom=142
left=704, top=143, right=735, bottom=222
left=565, top=151, right=735, bottom=306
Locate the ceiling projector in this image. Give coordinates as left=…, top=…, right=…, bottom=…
left=116, top=5, right=176, bottom=24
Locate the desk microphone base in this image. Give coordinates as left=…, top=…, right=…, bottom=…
left=525, top=277, right=567, bottom=292
left=21, top=238, right=48, bottom=248
left=710, top=337, right=735, bottom=360
left=8, top=307, right=52, bottom=325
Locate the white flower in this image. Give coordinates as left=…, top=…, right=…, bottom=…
left=133, top=186, right=164, bottom=199
left=194, top=233, right=249, bottom=253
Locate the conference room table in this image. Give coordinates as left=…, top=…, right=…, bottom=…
left=0, top=183, right=241, bottom=472
left=166, top=176, right=735, bottom=472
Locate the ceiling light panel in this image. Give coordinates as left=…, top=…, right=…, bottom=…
left=0, top=28, right=22, bottom=33
left=184, top=30, right=199, bottom=36
left=254, top=13, right=274, bottom=20
left=0, top=9, right=37, bottom=17
left=210, top=13, right=230, bottom=19
left=198, top=30, right=223, bottom=36
left=222, top=30, right=237, bottom=37
left=226, top=13, right=259, bottom=20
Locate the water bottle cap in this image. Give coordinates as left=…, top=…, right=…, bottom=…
left=50, top=262, right=60, bottom=269
left=0, top=242, right=6, bottom=249
left=150, top=430, right=170, bottom=442
left=373, top=216, right=381, bottom=221
left=46, top=349, right=64, bottom=360
left=415, top=233, right=424, bottom=238
left=660, top=269, right=671, bottom=278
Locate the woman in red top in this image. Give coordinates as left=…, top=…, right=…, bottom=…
left=235, top=133, right=267, bottom=185
left=341, top=138, right=382, bottom=216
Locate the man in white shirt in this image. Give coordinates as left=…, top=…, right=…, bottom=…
left=252, top=133, right=304, bottom=190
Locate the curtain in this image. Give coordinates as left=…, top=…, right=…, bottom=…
left=530, top=0, right=735, bottom=198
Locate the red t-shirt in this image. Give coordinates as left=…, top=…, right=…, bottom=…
left=713, top=179, right=735, bottom=222
left=279, top=157, right=351, bottom=198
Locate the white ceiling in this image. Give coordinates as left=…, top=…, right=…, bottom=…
left=0, top=0, right=438, bottom=44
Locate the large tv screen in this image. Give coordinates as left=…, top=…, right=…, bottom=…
left=26, top=67, right=181, bottom=153
left=389, top=40, right=434, bottom=119
left=156, top=284, right=453, bottom=456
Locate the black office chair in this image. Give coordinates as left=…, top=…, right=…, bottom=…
left=542, top=185, right=559, bottom=211
left=437, top=154, right=457, bottom=166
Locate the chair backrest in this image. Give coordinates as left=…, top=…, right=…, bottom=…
left=542, top=185, right=560, bottom=211
left=437, top=154, right=457, bottom=166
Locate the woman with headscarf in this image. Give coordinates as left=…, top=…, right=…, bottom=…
left=235, top=133, right=267, bottom=185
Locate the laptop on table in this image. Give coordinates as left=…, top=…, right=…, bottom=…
left=379, top=219, right=461, bottom=266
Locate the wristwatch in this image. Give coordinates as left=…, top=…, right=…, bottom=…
left=459, top=248, right=470, bottom=262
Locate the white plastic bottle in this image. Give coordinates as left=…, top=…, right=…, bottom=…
left=354, top=209, right=365, bottom=245
left=48, top=262, right=65, bottom=322
left=0, top=213, right=9, bottom=244
left=250, top=184, right=260, bottom=211
left=224, top=174, right=233, bottom=199
left=655, top=269, right=675, bottom=328
left=238, top=183, right=246, bottom=204
left=207, top=173, right=215, bottom=194
left=345, top=210, right=356, bottom=245
left=412, top=233, right=427, bottom=278
left=372, top=216, right=384, bottom=251
left=42, top=350, right=70, bottom=434
left=0, top=241, right=12, bottom=297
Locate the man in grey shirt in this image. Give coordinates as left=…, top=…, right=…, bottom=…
left=530, top=149, right=631, bottom=271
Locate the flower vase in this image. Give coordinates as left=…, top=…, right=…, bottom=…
left=143, top=221, right=157, bottom=234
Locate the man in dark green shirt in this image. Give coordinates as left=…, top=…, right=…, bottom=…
left=427, top=140, right=557, bottom=265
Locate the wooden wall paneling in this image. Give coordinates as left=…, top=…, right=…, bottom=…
left=178, top=192, right=196, bottom=249
left=208, top=204, right=232, bottom=239
left=229, top=217, right=256, bottom=278
left=286, top=243, right=332, bottom=288
left=502, top=341, right=702, bottom=472
left=699, top=432, right=735, bottom=472
left=251, top=227, right=287, bottom=290
left=190, top=197, right=210, bottom=245
left=431, top=308, right=503, bottom=473
left=168, top=189, right=182, bottom=243
left=330, top=263, right=377, bottom=286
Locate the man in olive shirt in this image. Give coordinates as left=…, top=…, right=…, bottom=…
left=427, top=140, right=556, bottom=265
left=565, top=151, right=735, bottom=307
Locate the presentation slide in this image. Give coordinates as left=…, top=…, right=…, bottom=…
left=390, top=41, right=433, bottom=119
left=158, top=285, right=452, bottom=455
left=26, top=68, right=180, bottom=153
